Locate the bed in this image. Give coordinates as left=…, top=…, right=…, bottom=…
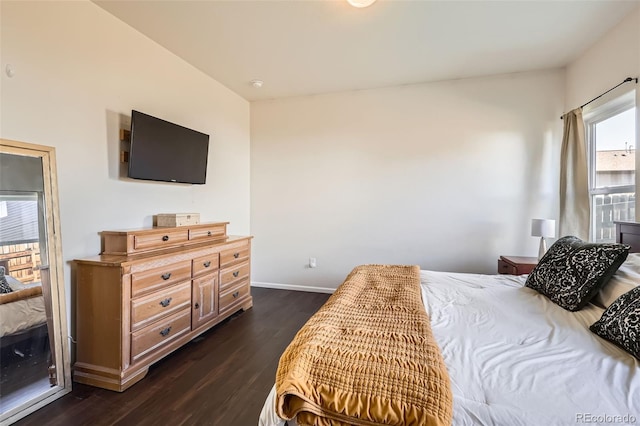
left=259, top=224, right=640, bottom=426
left=0, top=271, right=47, bottom=348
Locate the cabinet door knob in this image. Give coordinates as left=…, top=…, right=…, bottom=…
left=207, top=231, right=212, bottom=236
left=232, top=271, right=239, bottom=277
left=232, top=291, right=240, bottom=299
left=159, top=297, right=172, bottom=307
left=161, top=272, right=172, bottom=280
left=233, top=253, right=240, bottom=259
left=162, top=235, right=170, bottom=242
left=194, top=302, right=200, bottom=310
left=159, top=326, right=172, bottom=337
left=203, top=261, right=211, bottom=268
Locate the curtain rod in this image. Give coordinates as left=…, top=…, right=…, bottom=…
left=560, top=77, right=638, bottom=119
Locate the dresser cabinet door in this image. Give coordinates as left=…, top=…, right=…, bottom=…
left=192, top=273, right=219, bottom=330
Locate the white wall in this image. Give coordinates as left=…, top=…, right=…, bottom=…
left=565, top=6, right=639, bottom=111
left=251, top=70, right=564, bottom=290
left=0, top=1, right=250, bottom=329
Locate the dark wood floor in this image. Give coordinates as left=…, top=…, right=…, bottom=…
left=16, top=288, right=330, bottom=426
left=1, top=326, right=51, bottom=399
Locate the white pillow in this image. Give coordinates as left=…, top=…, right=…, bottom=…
left=593, top=252, right=640, bottom=308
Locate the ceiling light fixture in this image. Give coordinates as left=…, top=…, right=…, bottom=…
left=251, top=79, right=263, bottom=88
left=347, top=0, right=376, bottom=8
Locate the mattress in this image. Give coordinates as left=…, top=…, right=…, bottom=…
left=259, top=270, right=640, bottom=426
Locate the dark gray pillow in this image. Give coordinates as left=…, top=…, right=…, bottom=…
left=590, top=286, right=640, bottom=359
left=0, top=266, right=12, bottom=294
left=525, top=236, right=629, bottom=311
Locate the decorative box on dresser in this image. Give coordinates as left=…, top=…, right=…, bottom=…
left=73, top=222, right=252, bottom=391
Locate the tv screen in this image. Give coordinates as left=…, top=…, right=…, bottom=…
left=128, top=110, right=210, bottom=184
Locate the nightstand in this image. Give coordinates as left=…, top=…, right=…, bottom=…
left=498, top=256, right=538, bottom=275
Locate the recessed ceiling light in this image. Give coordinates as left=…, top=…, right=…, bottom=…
left=251, top=79, right=263, bottom=88
left=347, top=0, right=376, bottom=8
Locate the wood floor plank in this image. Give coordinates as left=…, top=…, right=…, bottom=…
left=14, top=288, right=330, bottom=426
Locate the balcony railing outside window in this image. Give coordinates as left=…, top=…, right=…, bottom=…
left=593, top=192, right=635, bottom=243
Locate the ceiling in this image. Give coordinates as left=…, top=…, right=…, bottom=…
left=94, top=0, right=638, bottom=102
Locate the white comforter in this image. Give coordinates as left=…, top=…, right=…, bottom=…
left=259, top=270, right=640, bottom=426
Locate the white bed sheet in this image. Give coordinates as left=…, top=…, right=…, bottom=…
left=259, top=270, right=640, bottom=426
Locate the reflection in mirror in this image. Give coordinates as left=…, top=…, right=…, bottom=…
left=0, top=145, right=69, bottom=423
left=0, top=171, right=52, bottom=415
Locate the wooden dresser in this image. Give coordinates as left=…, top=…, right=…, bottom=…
left=73, top=222, right=252, bottom=391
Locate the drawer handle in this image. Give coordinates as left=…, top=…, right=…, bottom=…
left=233, top=271, right=239, bottom=277
left=207, top=231, right=212, bottom=236
left=232, top=291, right=240, bottom=299
left=203, top=261, right=211, bottom=268
left=159, top=297, right=172, bottom=308
left=233, top=252, right=240, bottom=259
left=194, top=302, right=200, bottom=310
left=162, top=235, right=170, bottom=242
left=159, top=326, right=172, bottom=337
left=161, top=272, right=172, bottom=280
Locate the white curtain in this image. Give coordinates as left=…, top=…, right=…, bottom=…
left=559, top=108, right=590, bottom=240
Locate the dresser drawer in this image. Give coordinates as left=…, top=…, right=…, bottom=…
left=131, top=281, right=191, bottom=331
left=192, top=253, right=220, bottom=278
left=133, top=229, right=189, bottom=251
left=188, top=223, right=226, bottom=242
left=220, top=243, right=250, bottom=267
left=131, top=261, right=191, bottom=297
left=219, top=280, right=250, bottom=314
left=220, top=260, right=250, bottom=291
left=131, top=308, right=191, bottom=363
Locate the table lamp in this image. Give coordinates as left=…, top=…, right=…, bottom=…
left=531, top=219, right=556, bottom=260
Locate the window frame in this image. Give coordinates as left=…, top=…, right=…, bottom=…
left=583, top=90, right=636, bottom=241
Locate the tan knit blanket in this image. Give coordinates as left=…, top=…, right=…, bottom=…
left=275, top=265, right=453, bottom=426
left=0, top=284, right=42, bottom=305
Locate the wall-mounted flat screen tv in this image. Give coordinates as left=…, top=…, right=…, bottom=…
left=128, top=110, right=210, bottom=184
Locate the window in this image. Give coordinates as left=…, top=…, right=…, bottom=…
left=584, top=91, right=636, bottom=243
left=0, top=193, right=39, bottom=245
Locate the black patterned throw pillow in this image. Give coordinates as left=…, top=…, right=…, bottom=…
left=590, top=286, right=640, bottom=359
left=525, top=236, right=630, bottom=311
left=0, top=266, right=12, bottom=294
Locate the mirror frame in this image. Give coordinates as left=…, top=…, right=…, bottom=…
left=0, top=138, right=71, bottom=424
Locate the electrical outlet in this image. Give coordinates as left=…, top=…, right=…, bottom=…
left=309, top=257, right=317, bottom=268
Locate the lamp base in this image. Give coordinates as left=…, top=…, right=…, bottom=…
left=538, top=237, right=547, bottom=261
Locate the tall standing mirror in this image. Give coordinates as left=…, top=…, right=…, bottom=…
left=0, top=139, right=71, bottom=424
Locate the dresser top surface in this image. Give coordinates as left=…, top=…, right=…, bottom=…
left=100, top=222, right=230, bottom=236
left=75, top=235, right=252, bottom=267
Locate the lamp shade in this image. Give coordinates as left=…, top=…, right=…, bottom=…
left=531, top=219, right=556, bottom=238
left=347, top=0, right=376, bottom=7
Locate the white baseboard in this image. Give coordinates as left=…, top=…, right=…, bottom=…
left=251, top=281, right=335, bottom=294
